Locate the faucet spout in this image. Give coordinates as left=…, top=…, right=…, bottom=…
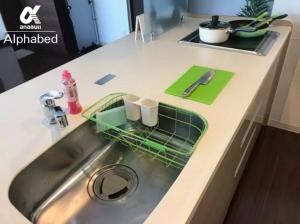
left=40, top=91, right=68, bottom=128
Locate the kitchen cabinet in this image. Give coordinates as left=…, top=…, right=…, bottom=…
left=189, top=53, right=282, bottom=224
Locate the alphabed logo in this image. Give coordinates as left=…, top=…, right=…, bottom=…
left=20, top=5, right=41, bottom=24
left=19, top=5, right=42, bottom=30
left=3, top=5, right=58, bottom=46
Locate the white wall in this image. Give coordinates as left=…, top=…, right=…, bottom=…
left=67, top=0, right=98, bottom=50
left=188, top=0, right=244, bottom=16
left=94, top=0, right=131, bottom=45
left=269, top=0, right=300, bottom=133
left=273, top=0, right=300, bottom=39
left=0, top=14, right=6, bottom=40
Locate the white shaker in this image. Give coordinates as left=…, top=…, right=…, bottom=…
left=123, top=94, right=141, bottom=121
left=140, top=99, right=159, bottom=127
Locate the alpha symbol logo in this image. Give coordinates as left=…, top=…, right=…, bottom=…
left=4, top=4, right=58, bottom=46
left=20, top=6, right=41, bottom=24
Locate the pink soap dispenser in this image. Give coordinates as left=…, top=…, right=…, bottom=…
left=62, top=70, right=82, bottom=114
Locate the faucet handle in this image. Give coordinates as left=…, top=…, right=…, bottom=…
left=40, top=91, right=64, bottom=108
left=53, top=106, right=69, bottom=128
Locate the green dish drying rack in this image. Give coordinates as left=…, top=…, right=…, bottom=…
left=82, top=93, right=208, bottom=169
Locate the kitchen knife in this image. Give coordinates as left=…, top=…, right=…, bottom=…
left=182, top=70, right=215, bottom=98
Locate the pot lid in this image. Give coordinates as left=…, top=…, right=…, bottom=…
left=200, top=15, right=230, bottom=29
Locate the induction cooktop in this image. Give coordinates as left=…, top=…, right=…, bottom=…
left=179, top=29, right=279, bottom=56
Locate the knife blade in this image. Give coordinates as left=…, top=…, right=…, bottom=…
left=182, top=70, right=215, bottom=98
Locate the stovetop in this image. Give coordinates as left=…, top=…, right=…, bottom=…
left=179, top=30, right=279, bottom=56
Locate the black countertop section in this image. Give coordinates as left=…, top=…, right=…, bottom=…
left=180, top=30, right=267, bottom=51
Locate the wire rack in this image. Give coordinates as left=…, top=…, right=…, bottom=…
left=82, top=93, right=208, bottom=169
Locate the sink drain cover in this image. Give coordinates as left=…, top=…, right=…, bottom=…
left=88, top=164, right=138, bottom=202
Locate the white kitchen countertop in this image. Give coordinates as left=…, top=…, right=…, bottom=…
left=0, top=17, right=291, bottom=224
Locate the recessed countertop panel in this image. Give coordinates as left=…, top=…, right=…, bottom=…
left=180, top=29, right=279, bottom=55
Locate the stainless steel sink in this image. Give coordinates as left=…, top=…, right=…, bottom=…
left=9, top=96, right=207, bottom=224
left=9, top=121, right=181, bottom=224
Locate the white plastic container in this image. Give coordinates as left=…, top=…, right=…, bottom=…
left=123, top=94, right=141, bottom=121
left=140, top=99, right=159, bottom=127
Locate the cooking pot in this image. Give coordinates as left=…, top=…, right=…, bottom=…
left=199, top=16, right=257, bottom=44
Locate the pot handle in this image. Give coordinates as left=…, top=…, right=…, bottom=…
left=229, top=27, right=257, bottom=34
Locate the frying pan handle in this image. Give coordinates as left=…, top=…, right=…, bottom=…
left=254, top=14, right=288, bottom=28
left=229, top=27, right=257, bottom=34
left=245, top=12, right=269, bottom=28
left=272, top=14, right=288, bottom=20
left=257, top=12, right=269, bottom=21
left=265, top=14, right=288, bottom=26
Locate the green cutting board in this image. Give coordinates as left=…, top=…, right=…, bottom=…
left=165, top=66, right=234, bottom=105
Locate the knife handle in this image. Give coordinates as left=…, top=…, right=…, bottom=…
left=182, top=82, right=200, bottom=97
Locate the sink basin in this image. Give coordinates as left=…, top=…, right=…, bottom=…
left=9, top=97, right=207, bottom=224
left=9, top=121, right=180, bottom=224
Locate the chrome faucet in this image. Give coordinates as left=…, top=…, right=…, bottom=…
left=40, top=91, right=69, bottom=128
